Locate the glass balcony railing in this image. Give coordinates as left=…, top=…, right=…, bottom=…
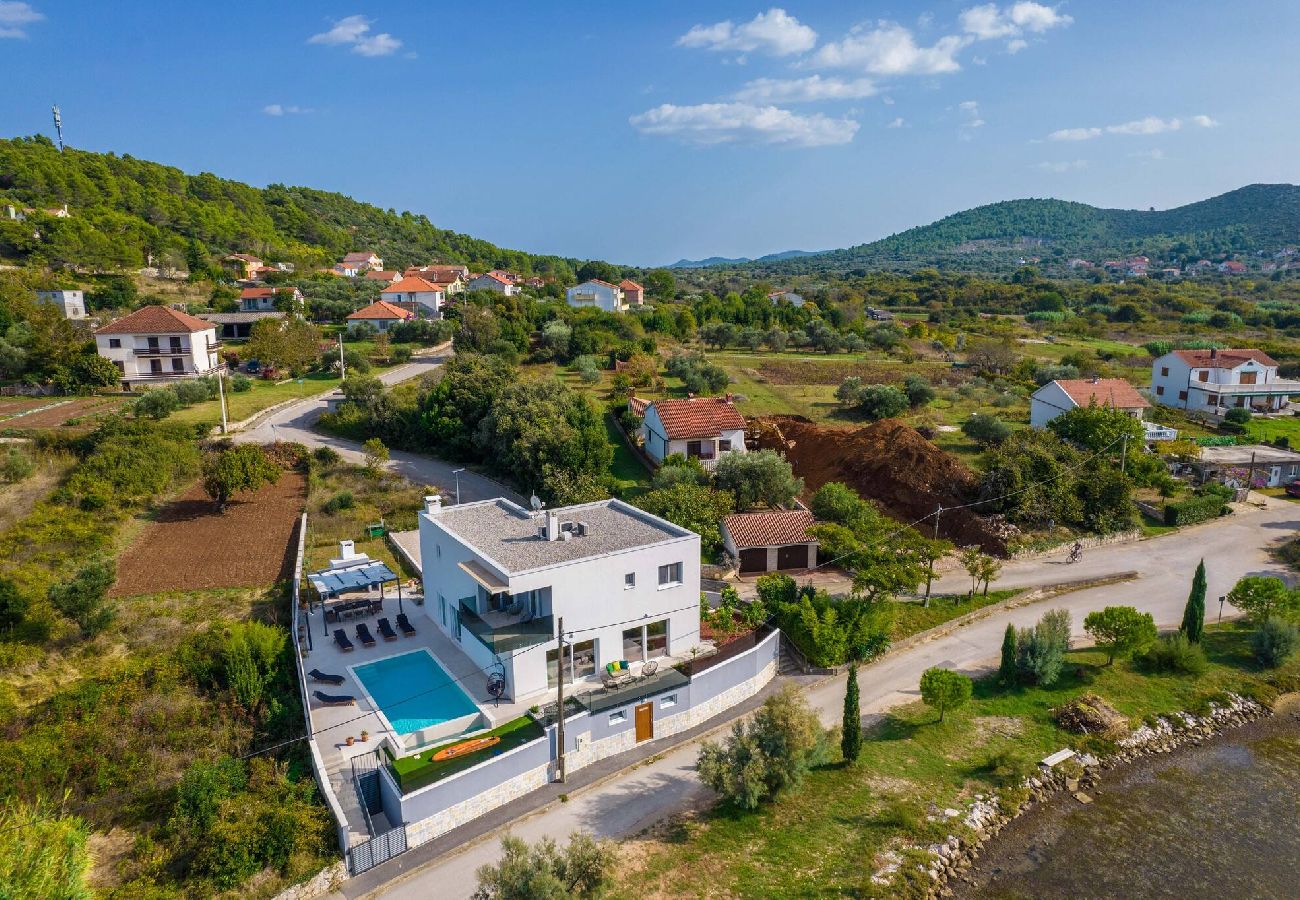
left=458, top=599, right=554, bottom=654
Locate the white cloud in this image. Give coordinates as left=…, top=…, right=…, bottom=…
left=1036, top=159, right=1088, bottom=172
left=1048, top=113, right=1220, bottom=142
left=813, top=22, right=969, bottom=75
left=629, top=102, right=858, bottom=147
left=733, top=75, right=877, bottom=104
left=263, top=104, right=312, bottom=116
left=1048, top=126, right=1102, bottom=141
left=960, top=3, right=1072, bottom=51
left=958, top=99, right=985, bottom=140
left=1190, top=114, right=1219, bottom=128
left=308, top=14, right=402, bottom=57
left=887, top=116, right=906, bottom=128
left=677, top=8, right=816, bottom=57
left=1129, top=148, right=1166, bottom=160
left=0, top=1, right=43, bottom=39
left=1106, top=116, right=1181, bottom=135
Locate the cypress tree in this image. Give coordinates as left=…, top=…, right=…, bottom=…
left=841, top=664, right=862, bottom=763
left=999, top=622, right=1019, bottom=685
left=1181, top=559, right=1207, bottom=642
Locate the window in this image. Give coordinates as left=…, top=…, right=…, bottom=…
left=1198, top=371, right=1209, bottom=382
left=453, top=607, right=462, bottom=641
left=646, top=619, right=668, bottom=657
left=171, top=358, right=184, bottom=373
left=113, top=361, right=124, bottom=374
left=1156, top=386, right=1165, bottom=396
left=622, top=626, right=644, bottom=662
left=624, top=572, right=636, bottom=590
left=438, top=594, right=446, bottom=627
left=108, top=338, right=121, bottom=349
left=658, top=562, right=683, bottom=588
left=1160, top=366, right=1169, bottom=377
left=719, top=439, right=732, bottom=452
left=609, top=710, right=627, bottom=724
left=1178, top=390, right=1188, bottom=401
left=624, top=619, right=669, bottom=663
left=547, top=638, right=597, bottom=688
left=660, top=694, right=678, bottom=709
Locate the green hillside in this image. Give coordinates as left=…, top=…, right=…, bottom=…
left=743, top=184, right=1300, bottom=276
left=0, top=134, right=587, bottom=278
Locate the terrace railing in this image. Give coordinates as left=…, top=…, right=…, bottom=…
left=458, top=599, right=554, bottom=653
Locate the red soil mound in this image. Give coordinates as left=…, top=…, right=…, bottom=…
left=751, top=416, right=1005, bottom=553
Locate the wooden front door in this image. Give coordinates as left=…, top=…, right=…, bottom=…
left=634, top=702, right=654, bottom=742
left=738, top=547, right=768, bottom=574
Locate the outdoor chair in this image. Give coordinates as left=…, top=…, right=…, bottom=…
left=309, top=668, right=345, bottom=685
left=377, top=617, right=398, bottom=641
left=356, top=623, right=377, bottom=647
left=601, top=660, right=636, bottom=689
left=313, top=691, right=355, bottom=706
left=505, top=600, right=525, bottom=617
left=333, top=629, right=354, bottom=652
left=396, top=613, right=417, bottom=636
left=640, top=659, right=659, bottom=679
left=369, top=599, right=383, bottom=614
left=325, top=609, right=339, bottom=625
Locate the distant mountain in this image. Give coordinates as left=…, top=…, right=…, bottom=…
left=667, top=248, right=824, bottom=269
left=739, top=184, right=1300, bottom=276
left=0, top=135, right=591, bottom=277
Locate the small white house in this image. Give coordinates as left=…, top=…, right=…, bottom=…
left=566, top=279, right=625, bottom=313
left=35, top=289, right=87, bottom=320
left=346, top=299, right=415, bottom=332
left=1029, top=378, right=1151, bottom=429
left=239, top=287, right=303, bottom=313
left=641, top=396, right=748, bottom=466
left=467, top=272, right=521, bottom=296
left=340, top=251, right=383, bottom=273
left=1150, top=348, right=1300, bottom=414
left=722, top=510, right=818, bottom=575
left=94, top=306, right=222, bottom=389
left=418, top=496, right=701, bottom=701
left=380, top=276, right=446, bottom=317
left=768, top=290, right=804, bottom=308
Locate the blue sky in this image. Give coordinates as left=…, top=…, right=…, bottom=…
left=2, top=1, right=1298, bottom=265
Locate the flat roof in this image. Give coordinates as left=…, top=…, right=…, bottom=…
left=427, top=498, right=693, bottom=576
left=1199, top=444, right=1300, bottom=466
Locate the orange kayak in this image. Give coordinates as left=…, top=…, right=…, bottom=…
left=431, top=735, right=500, bottom=761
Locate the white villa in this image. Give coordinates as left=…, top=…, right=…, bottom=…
left=93, top=306, right=222, bottom=389
left=346, top=299, right=415, bottom=332
left=640, top=396, right=748, bottom=466
left=380, top=276, right=445, bottom=317
left=467, top=272, right=521, bottom=296
left=417, top=496, right=701, bottom=702
left=1029, top=377, right=1151, bottom=429
left=565, top=279, right=628, bottom=313
left=1150, top=348, right=1300, bottom=414
left=35, top=289, right=87, bottom=320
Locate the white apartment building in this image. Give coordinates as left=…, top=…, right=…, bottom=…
left=35, top=289, right=87, bottom=320
left=93, top=306, right=222, bottom=389
left=1150, top=348, right=1300, bottom=414
left=380, top=276, right=446, bottom=317
left=565, top=279, right=625, bottom=313
left=417, top=496, right=701, bottom=702
left=641, top=396, right=748, bottom=466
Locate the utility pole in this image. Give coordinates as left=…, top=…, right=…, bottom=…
left=216, top=368, right=229, bottom=435
left=555, top=616, right=566, bottom=783
left=51, top=105, right=64, bottom=152
left=1246, top=450, right=1257, bottom=499
left=338, top=333, right=346, bottom=380
left=925, top=504, right=943, bottom=607
left=452, top=468, right=465, bottom=505
left=1120, top=432, right=1129, bottom=475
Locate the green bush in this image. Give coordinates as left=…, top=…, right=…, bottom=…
left=230, top=373, right=253, bottom=393
left=1224, top=407, right=1252, bottom=425
left=392, top=346, right=413, bottom=364
left=1163, top=492, right=1228, bottom=526
left=1135, top=632, right=1209, bottom=675
left=1252, top=619, right=1299, bottom=668
left=322, top=491, right=354, bottom=514
left=312, top=445, right=341, bottom=466
left=0, top=447, right=34, bottom=483
left=134, top=388, right=179, bottom=420
left=171, top=379, right=213, bottom=406
left=1015, top=609, right=1071, bottom=686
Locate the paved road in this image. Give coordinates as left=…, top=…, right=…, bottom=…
left=374, top=497, right=1300, bottom=899
left=232, top=349, right=520, bottom=505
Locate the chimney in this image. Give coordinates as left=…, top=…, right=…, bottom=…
left=338, top=539, right=357, bottom=560
left=725, top=393, right=734, bottom=403
left=687, top=392, right=695, bottom=400
left=424, top=494, right=442, bottom=515
left=1210, top=347, right=1218, bottom=361
left=544, top=510, right=560, bottom=542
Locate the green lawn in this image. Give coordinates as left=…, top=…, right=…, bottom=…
left=614, top=623, right=1285, bottom=899
left=1245, top=414, right=1300, bottom=446
left=605, top=414, right=651, bottom=497
left=885, top=589, right=1019, bottom=641
left=170, top=371, right=341, bottom=427
left=386, top=716, right=545, bottom=793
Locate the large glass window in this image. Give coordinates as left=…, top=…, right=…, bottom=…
left=622, top=626, right=645, bottom=662
left=646, top=620, right=668, bottom=657
left=658, top=562, right=683, bottom=587
left=548, top=639, right=598, bottom=688
left=623, top=620, right=668, bottom=663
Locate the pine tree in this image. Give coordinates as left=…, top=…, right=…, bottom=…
left=841, top=664, right=862, bottom=763
left=1181, top=559, right=1207, bottom=643
left=999, top=623, right=1018, bottom=684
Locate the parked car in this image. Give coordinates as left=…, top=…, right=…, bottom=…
left=1284, top=481, right=1300, bottom=498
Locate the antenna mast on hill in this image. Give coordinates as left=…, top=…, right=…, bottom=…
left=51, top=105, right=64, bottom=152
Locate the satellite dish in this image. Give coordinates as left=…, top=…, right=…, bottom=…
left=530, top=494, right=542, bottom=512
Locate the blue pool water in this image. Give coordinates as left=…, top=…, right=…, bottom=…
left=352, top=650, right=480, bottom=735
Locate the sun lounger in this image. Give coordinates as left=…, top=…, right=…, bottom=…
left=309, top=668, right=345, bottom=685
left=313, top=691, right=355, bottom=706
left=356, top=623, right=376, bottom=647
left=333, top=629, right=354, bottom=652
left=396, top=613, right=416, bottom=636
left=377, top=617, right=398, bottom=641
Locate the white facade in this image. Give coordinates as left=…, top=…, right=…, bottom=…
left=35, top=290, right=86, bottom=320
left=240, top=288, right=302, bottom=313
left=417, top=497, right=701, bottom=702
left=640, top=405, right=747, bottom=466
left=381, top=287, right=444, bottom=317
left=565, top=280, right=624, bottom=313
left=95, top=327, right=220, bottom=387
left=468, top=275, right=521, bottom=296
left=1029, top=380, right=1147, bottom=429
left=1150, top=350, right=1300, bottom=414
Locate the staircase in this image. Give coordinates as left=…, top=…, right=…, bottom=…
left=778, top=636, right=809, bottom=675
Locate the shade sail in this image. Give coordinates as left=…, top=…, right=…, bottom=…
left=307, top=560, right=398, bottom=598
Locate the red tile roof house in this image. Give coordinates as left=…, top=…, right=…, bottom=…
left=640, top=396, right=748, bottom=467
left=341, top=251, right=384, bottom=273
left=380, top=276, right=446, bottom=318
left=222, top=253, right=263, bottom=279
left=240, top=286, right=303, bottom=313
left=1029, top=377, right=1150, bottom=429
left=467, top=271, right=521, bottom=296
left=722, top=510, right=819, bottom=575
left=346, top=299, right=415, bottom=333
left=93, top=306, right=222, bottom=389
left=1149, top=348, right=1300, bottom=414
left=363, top=270, right=401, bottom=284
left=619, top=279, right=645, bottom=306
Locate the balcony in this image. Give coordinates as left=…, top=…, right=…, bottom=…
left=458, top=599, right=554, bottom=654
left=134, top=345, right=191, bottom=357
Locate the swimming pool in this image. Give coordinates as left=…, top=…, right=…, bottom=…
left=351, top=650, right=483, bottom=739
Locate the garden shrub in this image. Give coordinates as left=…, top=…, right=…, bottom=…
left=1015, top=609, right=1071, bottom=686
left=1252, top=619, right=1299, bottom=668
left=1135, top=633, right=1208, bottom=676
left=312, top=446, right=341, bottom=466
left=0, top=447, right=34, bottom=483
left=321, top=491, right=354, bottom=514
left=1163, top=492, right=1228, bottom=526
left=230, top=374, right=253, bottom=393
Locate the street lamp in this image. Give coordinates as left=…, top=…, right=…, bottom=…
left=1218, top=595, right=1226, bottom=624
left=452, top=468, right=465, bottom=505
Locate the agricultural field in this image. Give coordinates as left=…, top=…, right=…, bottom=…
left=304, top=459, right=429, bottom=577
left=0, top=396, right=132, bottom=433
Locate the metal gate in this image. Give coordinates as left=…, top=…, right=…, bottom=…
left=347, top=752, right=410, bottom=875
left=348, top=826, right=408, bottom=875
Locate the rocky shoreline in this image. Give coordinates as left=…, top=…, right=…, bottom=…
left=873, top=693, right=1275, bottom=897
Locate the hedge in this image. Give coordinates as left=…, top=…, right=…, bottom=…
left=1164, top=493, right=1228, bottom=526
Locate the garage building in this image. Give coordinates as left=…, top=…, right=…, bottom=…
left=722, top=510, right=819, bottom=575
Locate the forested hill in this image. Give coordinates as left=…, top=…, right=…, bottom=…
left=739, top=184, right=1300, bottom=276
left=0, top=135, right=588, bottom=277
